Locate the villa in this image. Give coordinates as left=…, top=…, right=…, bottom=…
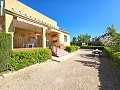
left=0, top=0, right=70, bottom=50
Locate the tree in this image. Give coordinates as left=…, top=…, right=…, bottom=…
left=100, top=24, right=120, bottom=51
left=106, top=24, right=116, bottom=37
left=100, top=24, right=117, bottom=46
left=110, top=33, right=120, bottom=52
left=85, top=34, right=91, bottom=44
left=77, top=34, right=84, bottom=43
left=92, top=36, right=102, bottom=46
left=77, top=34, right=91, bottom=45
left=71, top=37, right=77, bottom=45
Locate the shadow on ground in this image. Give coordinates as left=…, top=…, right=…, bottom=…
left=75, top=51, right=120, bottom=90
left=75, top=60, right=100, bottom=69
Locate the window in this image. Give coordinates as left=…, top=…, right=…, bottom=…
left=64, top=35, right=67, bottom=42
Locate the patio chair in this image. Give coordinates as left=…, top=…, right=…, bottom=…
left=29, top=38, right=37, bottom=48
left=23, top=37, right=37, bottom=48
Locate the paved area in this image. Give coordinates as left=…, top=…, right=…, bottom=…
left=0, top=49, right=120, bottom=90
left=52, top=51, right=77, bottom=62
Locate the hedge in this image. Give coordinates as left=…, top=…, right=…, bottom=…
left=7, top=48, right=52, bottom=71
left=112, top=52, right=120, bottom=68
left=81, top=46, right=104, bottom=50
left=104, top=47, right=115, bottom=58
left=0, top=32, right=12, bottom=72
left=104, top=47, right=120, bottom=68
left=66, top=45, right=78, bottom=53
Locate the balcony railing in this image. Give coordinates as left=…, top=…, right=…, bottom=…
left=13, top=37, right=28, bottom=48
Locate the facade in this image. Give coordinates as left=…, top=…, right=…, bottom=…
left=0, top=0, right=70, bottom=49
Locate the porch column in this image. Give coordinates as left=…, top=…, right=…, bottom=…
left=11, top=32, right=14, bottom=50
left=5, top=13, right=14, bottom=33
left=42, top=27, right=47, bottom=48
left=5, top=13, right=14, bottom=50
left=57, top=33, right=60, bottom=46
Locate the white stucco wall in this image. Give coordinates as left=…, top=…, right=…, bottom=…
left=59, top=32, right=70, bottom=46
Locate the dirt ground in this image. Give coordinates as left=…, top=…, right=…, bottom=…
left=0, top=49, right=120, bottom=90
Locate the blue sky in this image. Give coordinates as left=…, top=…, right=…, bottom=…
left=4, top=0, right=120, bottom=40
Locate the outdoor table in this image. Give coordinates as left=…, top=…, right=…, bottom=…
left=92, top=49, right=102, bottom=56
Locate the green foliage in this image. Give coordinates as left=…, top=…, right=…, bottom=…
left=106, top=24, right=116, bottom=37
left=110, top=33, right=120, bottom=52
left=0, top=32, right=12, bottom=72
left=104, top=47, right=115, bottom=58
left=77, top=34, right=91, bottom=44
left=7, top=48, right=52, bottom=71
left=102, top=24, right=120, bottom=52
left=66, top=46, right=78, bottom=52
left=81, top=46, right=104, bottom=50
left=37, top=49, right=52, bottom=62
left=112, top=52, right=120, bottom=68
left=0, top=70, right=10, bottom=76
left=104, top=47, right=120, bottom=68
left=100, top=24, right=117, bottom=46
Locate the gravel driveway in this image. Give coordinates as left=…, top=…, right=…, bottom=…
left=0, top=49, right=120, bottom=90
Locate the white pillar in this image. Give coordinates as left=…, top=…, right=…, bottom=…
left=5, top=13, right=14, bottom=49
left=42, top=27, right=47, bottom=48
left=57, top=33, right=60, bottom=46
left=11, top=32, right=14, bottom=50
left=0, top=1, right=3, bottom=16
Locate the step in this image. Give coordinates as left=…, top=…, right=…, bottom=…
left=57, top=52, right=68, bottom=54
left=57, top=49, right=68, bottom=53
left=57, top=53, right=68, bottom=57
left=51, top=48, right=69, bottom=57
left=52, top=51, right=77, bottom=62
left=57, top=51, right=68, bottom=54
left=57, top=50, right=68, bottom=57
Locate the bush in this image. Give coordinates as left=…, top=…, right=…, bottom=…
left=104, top=47, right=115, bottom=58
left=66, top=45, right=78, bottom=53
left=104, top=47, right=120, bottom=68
left=81, top=46, right=104, bottom=50
left=7, top=48, right=52, bottom=71
left=0, top=32, right=12, bottom=72
left=112, top=52, right=120, bottom=68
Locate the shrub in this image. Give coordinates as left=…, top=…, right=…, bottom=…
left=81, top=46, right=104, bottom=50
left=104, top=47, right=115, bottom=58
left=7, top=48, right=52, bottom=71
left=112, top=52, right=120, bottom=68
left=37, top=48, right=52, bottom=62
left=104, top=47, right=120, bottom=68
left=66, top=45, right=78, bottom=53
left=0, top=32, right=12, bottom=72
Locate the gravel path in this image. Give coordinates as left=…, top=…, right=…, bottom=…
left=0, top=49, right=120, bottom=90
